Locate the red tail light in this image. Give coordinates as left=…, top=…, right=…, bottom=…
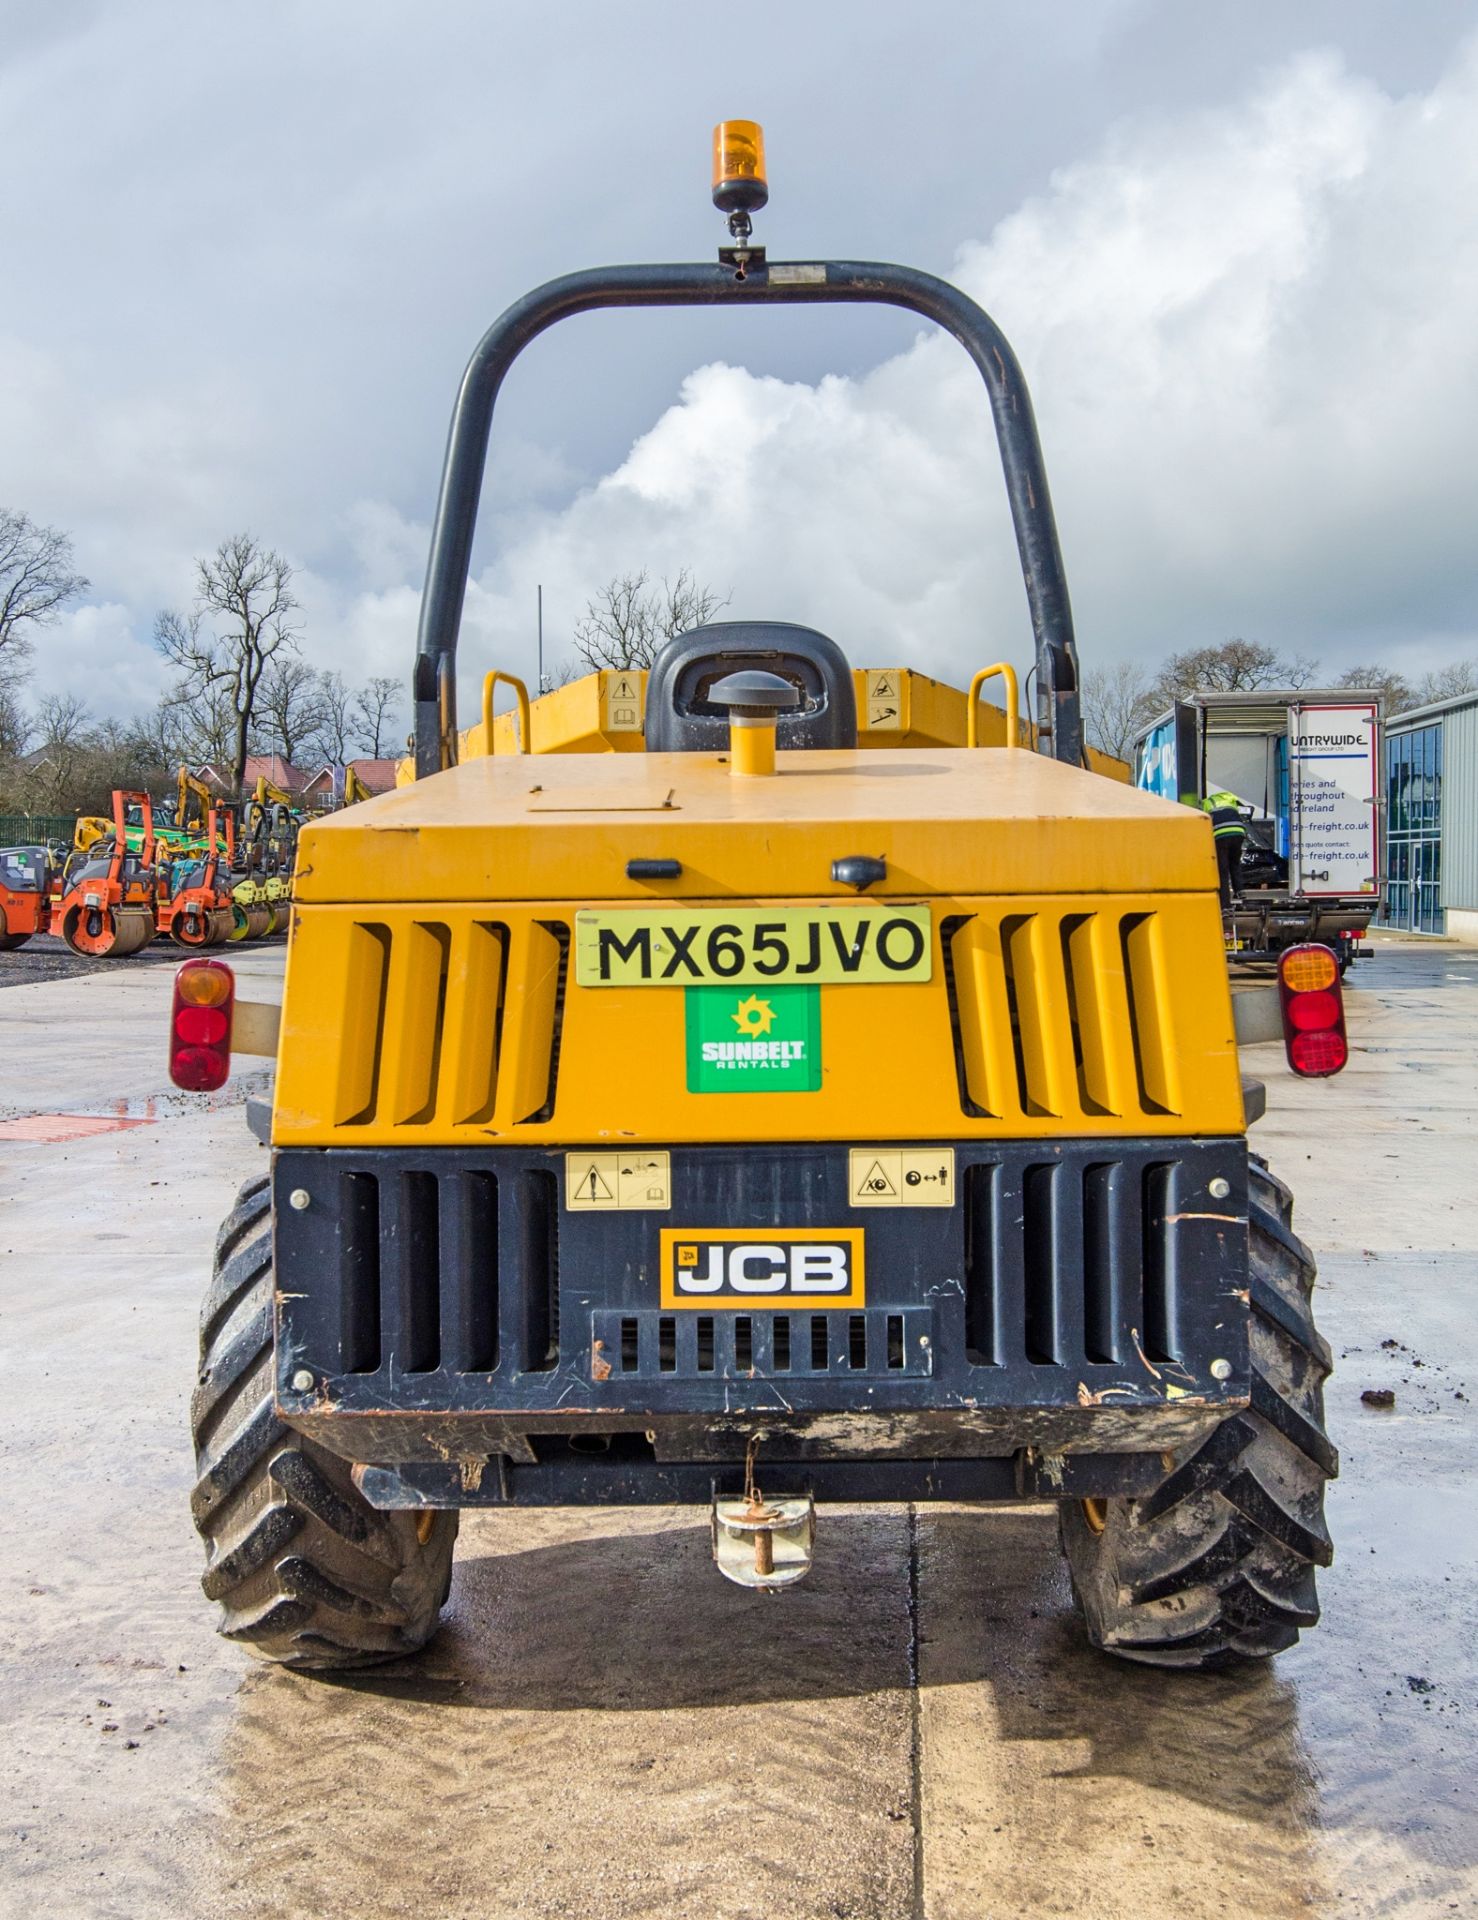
left=1277, top=944, right=1347, bottom=1078
left=170, top=958, right=235, bottom=1090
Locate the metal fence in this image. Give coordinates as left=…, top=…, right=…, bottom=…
left=0, top=814, right=76, bottom=847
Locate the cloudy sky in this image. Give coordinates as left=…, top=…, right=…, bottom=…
left=3, top=0, right=1476, bottom=731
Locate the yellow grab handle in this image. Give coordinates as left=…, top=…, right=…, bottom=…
left=481, top=670, right=532, bottom=755
left=966, top=662, right=1020, bottom=749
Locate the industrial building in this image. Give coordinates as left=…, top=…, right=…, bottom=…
left=1384, top=689, right=1478, bottom=939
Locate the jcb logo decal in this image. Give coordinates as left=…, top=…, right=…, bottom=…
left=660, top=1228, right=865, bottom=1309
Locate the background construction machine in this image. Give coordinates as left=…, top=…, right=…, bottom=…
left=51, top=787, right=159, bottom=955
left=180, top=125, right=1342, bottom=1675
left=0, top=844, right=55, bottom=950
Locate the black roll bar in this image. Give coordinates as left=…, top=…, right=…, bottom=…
left=413, top=258, right=1082, bottom=775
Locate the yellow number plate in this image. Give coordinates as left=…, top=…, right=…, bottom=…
left=574, top=906, right=932, bottom=987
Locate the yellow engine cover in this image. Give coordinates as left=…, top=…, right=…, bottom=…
left=275, top=747, right=1241, bottom=1146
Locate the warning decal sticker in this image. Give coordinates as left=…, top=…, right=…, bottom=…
left=865, top=667, right=904, bottom=730
left=566, top=1150, right=672, bottom=1211
left=601, top=671, right=644, bottom=734
left=848, top=1147, right=956, bottom=1208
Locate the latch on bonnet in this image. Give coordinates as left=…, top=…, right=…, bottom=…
left=711, top=1433, right=816, bottom=1591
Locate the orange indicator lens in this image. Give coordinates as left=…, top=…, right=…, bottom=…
left=177, top=960, right=233, bottom=1006
left=1280, top=947, right=1337, bottom=993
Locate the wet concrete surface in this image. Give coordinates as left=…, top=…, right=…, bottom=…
left=1, top=939, right=1474, bottom=1917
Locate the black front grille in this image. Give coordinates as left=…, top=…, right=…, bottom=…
left=273, top=1139, right=1248, bottom=1419
left=591, top=1308, right=931, bottom=1381
left=299, top=1165, right=556, bottom=1378
left=961, top=1155, right=1187, bottom=1369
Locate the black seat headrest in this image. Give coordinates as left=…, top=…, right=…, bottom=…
left=644, top=621, right=857, bottom=752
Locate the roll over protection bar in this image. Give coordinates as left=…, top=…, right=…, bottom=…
left=413, top=259, right=1083, bottom=776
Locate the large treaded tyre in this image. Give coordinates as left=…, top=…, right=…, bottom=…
left=1060, top=1155, right=1336, bottom=1668
left=190, top=1175, right=458, bottom=1670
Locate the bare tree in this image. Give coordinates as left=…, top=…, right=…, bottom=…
left=155, top=534, right=300, bottom=794
left=154, top=610, right=241, bottom=765
left=253, top=655, right=325, bottom=765
left=130, top=695, right=199, bottom=772
left=21, top=693, right=96, bottom=812
left=0, top=682, right=29, bottom=764
left=1332, top=664, right=1412, bottom=714
left=354, top=675, right=403, bottom=756
left=0, top=508, right=89, bottom=684
left=1081, top=659, right=1159, bottom=762
left=571, top=568, right=727, bottom=673
left=5, top=695, right=173, bottom=817
left=1411, top=659, right=1478, bottom=708
left=312, top=669, right=356, bottom=763
left=1149, top=639, right=1320, bottom=708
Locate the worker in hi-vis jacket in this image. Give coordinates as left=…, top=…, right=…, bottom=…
left=1201, top=790, right=1249, bottom=907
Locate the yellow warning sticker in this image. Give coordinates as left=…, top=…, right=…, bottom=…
left=848, top=1147, right=955, bottom=1208
left=864, top=668, right=903, bottom=731
left=601, top=671, right=644, bottom=734
left=566, top=1150, right=672, bottom=1211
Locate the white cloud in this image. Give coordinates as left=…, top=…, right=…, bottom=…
left=441, top=40, right=1478, bottom=713
left=20, top=602, right=168, bottom=716
left=10, top=20, right=1478, bottom=728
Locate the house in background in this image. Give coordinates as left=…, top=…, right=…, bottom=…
left=300, top=759, right=401, bottom=808
left=193, top=754, right=314, bottom=800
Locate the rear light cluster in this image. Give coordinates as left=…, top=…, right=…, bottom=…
left=1277, top=944, right=1347, bottom=1078
left=170, top=959, right=235, bottom=1091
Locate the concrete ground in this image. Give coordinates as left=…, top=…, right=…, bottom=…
left=0, top=939, right=1474, bottom=1919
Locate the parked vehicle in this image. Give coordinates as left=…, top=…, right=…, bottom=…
left=1135, top=690, right=1382, bottom=966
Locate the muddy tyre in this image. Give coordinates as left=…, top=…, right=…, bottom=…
left=191, top=1175, right=458, bottom=1670
left=1060, top=1155, right=1336, bottom=1668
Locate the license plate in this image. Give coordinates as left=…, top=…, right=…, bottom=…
left=575, top=906, right=931, bottom=987
left=660, top=1228, right=865, bottom=1309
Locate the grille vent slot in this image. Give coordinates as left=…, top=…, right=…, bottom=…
left=327, top=1167, right=552, bottom=1376
left=589, top=1309, right=932, bottom=1378
left=963, top=1156, right=1177, bottom=1368
left=946, top=910, right=1179, bottom=1123
left=336, top=918, right=571, bottom=1129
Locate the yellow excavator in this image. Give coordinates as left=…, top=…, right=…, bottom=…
left=176, top=767, right=216, bottom=835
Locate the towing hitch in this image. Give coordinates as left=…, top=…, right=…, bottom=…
left=712, top=1492, right=816, bottom=1591
left=711, top=1434, right=816, bottom=1591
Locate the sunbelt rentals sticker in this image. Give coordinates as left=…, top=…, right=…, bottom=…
left=685, top=984, right=821, bottom=1093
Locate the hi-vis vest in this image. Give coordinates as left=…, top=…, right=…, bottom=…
left=1201, top=791, right=1247, bottom=840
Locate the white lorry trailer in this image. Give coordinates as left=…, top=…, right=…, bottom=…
left=1133, top=689, right=1382, bottom=966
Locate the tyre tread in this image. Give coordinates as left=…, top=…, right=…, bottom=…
left=1061, top=1158, right=1335, bottom=1667
left=192, top=1177, right=457, bottom=1670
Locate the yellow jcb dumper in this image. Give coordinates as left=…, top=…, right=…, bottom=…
left=176, top=125, right=1342, bottom=1673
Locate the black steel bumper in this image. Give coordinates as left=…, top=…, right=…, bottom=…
left=272, top=1138, right=1251, bottom=1504
left=1228, top=895, right=1376, bottom=949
